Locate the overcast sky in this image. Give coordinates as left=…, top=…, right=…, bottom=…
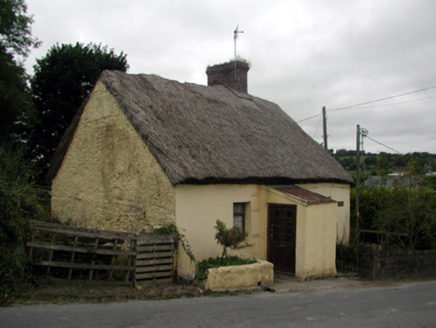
left=24, top=0, right=436, bottom=154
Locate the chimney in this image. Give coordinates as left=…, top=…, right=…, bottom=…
left=206, top=60, right=250, bottom=93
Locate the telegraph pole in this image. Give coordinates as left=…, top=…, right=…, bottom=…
left=355, top=124, right=361, bottom=242
left=322, top=106, right=328, bottom=150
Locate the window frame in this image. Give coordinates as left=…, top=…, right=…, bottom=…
left=233, top=202, right=246, bottom=231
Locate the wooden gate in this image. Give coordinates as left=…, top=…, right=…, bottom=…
left=27, top=220, right=136, bottom=283
left=267, top=204, right=297, bottom=274
left=27, top=220, right=176, bottom=285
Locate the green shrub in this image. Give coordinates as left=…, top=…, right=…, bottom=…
left=214, top=220, right=248, bottom=257
left=152, top=223, right=179, bottom=236
left=352, top=186, right=436, bottom=250
left=197, top=256, right=257, bottom=281
left=336, top=242, right=359, bottom=273
left=0, top=149, right=49, bottom=304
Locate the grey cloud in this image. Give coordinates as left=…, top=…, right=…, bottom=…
left=24, top=0, right=436, bottom=153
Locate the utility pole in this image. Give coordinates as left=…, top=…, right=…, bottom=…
left=355, top=124, right=361, bottom=242
left=322, top=106, right=328, bottom=150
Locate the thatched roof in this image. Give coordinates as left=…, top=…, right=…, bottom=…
left=47, top=70, right=353, bottom=185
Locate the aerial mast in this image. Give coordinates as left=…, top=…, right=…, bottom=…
left=233, top=25, right=244, bottom=81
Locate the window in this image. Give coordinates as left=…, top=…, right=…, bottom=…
left=233, top=203, right=246, bottom=231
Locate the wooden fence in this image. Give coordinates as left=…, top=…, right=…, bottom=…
left=27, top=220, right=176, bottom=285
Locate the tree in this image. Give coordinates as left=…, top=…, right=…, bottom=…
left=0, top=0, right=39, bottom=146
left=0, top=48, right=34, bottom=145
left=0, top=0, right=40, bottom=58
left=0, top=148, right=49, bottom=303
left=0, top=1, right=43, bottom=302
left=28, top=43, right=129, bottom=182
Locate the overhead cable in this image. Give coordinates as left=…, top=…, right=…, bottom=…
left=329, top=85, right=436, bottom=113
left=297, top=85, right=436, bottom=123
left=364, top=135, right=402, bottom=154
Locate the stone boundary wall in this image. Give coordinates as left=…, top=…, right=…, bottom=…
left=359, top=243, right=436, bottom=279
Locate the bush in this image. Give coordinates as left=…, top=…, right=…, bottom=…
left=0, top=148, right=49, bottom=304
left=352, top=186, right=436, bottom=250
left=214, top=220, right=248, bottom=257
left=336, top=242, right=359, bottom=273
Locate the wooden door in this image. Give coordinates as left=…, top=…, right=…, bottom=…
left=267, top=204, right=296, bottom=274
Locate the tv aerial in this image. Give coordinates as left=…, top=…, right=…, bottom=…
left=233, top=25, right=244, bottom=81
left=234, top=25, right=244, bottom=62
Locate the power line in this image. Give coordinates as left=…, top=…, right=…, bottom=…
left=313, top=113, right=322, bottom=140
left=296, top=85, right=436, bottom=123
left=297, top=113, right=321, bottom=123
left=345, top=94, right=436, bottom=110
left=329, top=85, right=436, bottom=112
left=364, top=135, right=402, bottom=154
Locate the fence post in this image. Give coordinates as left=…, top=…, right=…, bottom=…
left=130, top=238, right=137, bottom=285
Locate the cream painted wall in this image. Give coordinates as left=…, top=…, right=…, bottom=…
left=51, top=81, right=176, bottom=232
left=298, top=183, right=351, bottom=242
left=175, top=184, right=338, bottom=280
left=175, top=184, right=261, bottom=262
left=300, top=203, right=337, bottom=278
left=262, top=187, right=337, bottom=278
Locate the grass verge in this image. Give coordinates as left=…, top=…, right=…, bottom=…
left=3, top=279, right=254, bottom=307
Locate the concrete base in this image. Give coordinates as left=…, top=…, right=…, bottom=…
left=205, top=260, right=274, bottom=291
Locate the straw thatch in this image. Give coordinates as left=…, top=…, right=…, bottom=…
left=47, top=70, right=353, bottom=185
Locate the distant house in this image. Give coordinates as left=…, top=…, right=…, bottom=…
left=47, top=61, right=353, bottom=280
left=365, top=167, right=425, bottom=189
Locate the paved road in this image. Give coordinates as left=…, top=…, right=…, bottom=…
left=1, top=281, right=435, bottom=327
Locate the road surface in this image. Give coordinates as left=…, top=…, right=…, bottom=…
left=1, top=281, right=435, bottom=327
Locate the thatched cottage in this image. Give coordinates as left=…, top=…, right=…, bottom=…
left=47, top=61, right=353, bottom=280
